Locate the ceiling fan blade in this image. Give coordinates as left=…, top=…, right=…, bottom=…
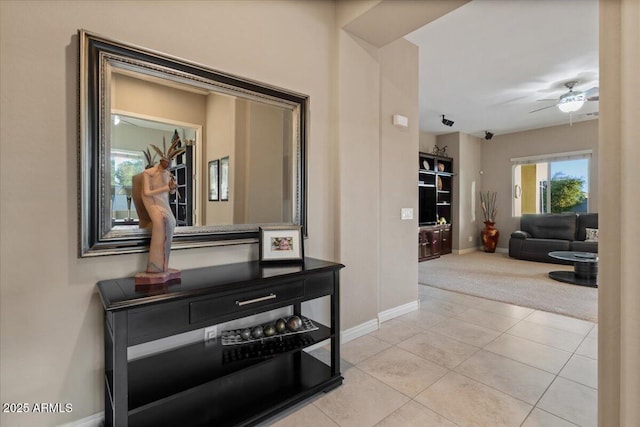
left=536, top=98, right=558, bottom=102
left=584, top=86, right=599, bottom=101
left=529, top=104, right=557, bottom=113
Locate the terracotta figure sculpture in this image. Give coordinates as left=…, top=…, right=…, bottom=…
left=133, top=131, right=185, bottom=285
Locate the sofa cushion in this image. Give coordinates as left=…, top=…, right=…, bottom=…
left=520, top=213, right=577, bottom=241
left=521, top=239, right=573, bottom=264
left=585, top=228, right=599, bottom=242
left=571, top=240, right=598, bottom=253
left=576, top=213, right=599, bottom=241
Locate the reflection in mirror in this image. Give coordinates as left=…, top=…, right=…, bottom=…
left=79, top=30, right=307, bottom=256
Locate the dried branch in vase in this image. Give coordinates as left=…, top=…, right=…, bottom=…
left=480, top=191, right=498, bottom=223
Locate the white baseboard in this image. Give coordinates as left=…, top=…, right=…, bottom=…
left=57, top=412, right=103, bottom=427
left=454, top=246, right=508, bottom=254
left=454, top=247, right=478, bottom=255
left=340, top=300, right=421, bottom=344
left=341, top=318, right=379, bottom=344
left=378, top=300, right=419, bottom=323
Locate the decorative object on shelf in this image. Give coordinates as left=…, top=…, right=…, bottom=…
left=437, top=162, right=445, bottom=172
left=437, top=176, right=443, bottom=190
left=480, top=190, right=499, bottom=253
left=438, top=217, right=447, bottom=225
left=287, top=315, right=303, bottom=331
left=133, top=131, right=185, bottom=285
left=422, top=159, right=430, bottom=170
left=221, top=315, right=319, bottom=346
left=432, top=145, right=447, bottom=156
left=259, top=225, right=304, bottom=263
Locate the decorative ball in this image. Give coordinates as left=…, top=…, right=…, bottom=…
left=251, top=326, right=264, bottom=339
left=240, top=328, right=251, bottom=340
left=275, top=318, right=287, bottom=333
left=263, top=324, right=276, bottom=337
left=287, top=315, right=303, bottom=332
left=437, top=163, right=445, bottom=172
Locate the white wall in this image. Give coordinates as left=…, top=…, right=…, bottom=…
left=378, top=38, right=419, bottom=314
left=419, top=131, right=437, bottom=153
left=0, top=1, right=337, bottom=425
left=337, top=30, right=381, bottom=329
left=205, top=93, right=236, bottom=224
left=598, top=0, right=640, bottom=425
left=5, top=2, right=635, bottom=427
left=479, top=119, right=599, bottom=248
left=453, top=132, right=483, bottom=251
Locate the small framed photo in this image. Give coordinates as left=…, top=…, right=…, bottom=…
left=259, top=226, right=304, bottom=263
left=208, top=160, right=219, bottom=201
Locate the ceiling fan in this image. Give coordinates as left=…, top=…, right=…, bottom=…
left=529, top=81, right=599, bottom=114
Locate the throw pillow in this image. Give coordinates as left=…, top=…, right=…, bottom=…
left=585, top=227, right=599, bottom=242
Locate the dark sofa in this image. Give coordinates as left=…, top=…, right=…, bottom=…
left=509, top=213, right=598, bottom=264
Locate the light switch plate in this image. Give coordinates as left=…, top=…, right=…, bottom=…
left=401, top=208, right=413, bottom=220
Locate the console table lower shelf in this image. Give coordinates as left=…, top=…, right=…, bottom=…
left=129, top=350, right=339, bottom=427
left=97, top=258, right=344, bottom=426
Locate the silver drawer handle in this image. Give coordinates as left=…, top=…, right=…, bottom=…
left=236, top=293, right=276, bottom=306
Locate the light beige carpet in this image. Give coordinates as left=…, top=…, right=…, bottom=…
left=419, top=251, right=598, bottom=322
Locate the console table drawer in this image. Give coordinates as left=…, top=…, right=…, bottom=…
left=129, top=302, right=190, bottom=344
left=189, top=281, right=305, bottom=324
left=304, top=272, right=334, bottom=299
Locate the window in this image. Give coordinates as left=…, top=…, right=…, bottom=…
left=111, top=149, right=144, bottom=219
left=512, top=151, right=591, bottom=216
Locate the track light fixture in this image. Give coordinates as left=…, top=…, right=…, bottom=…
left=484, top=131, right=494, bottom=140
left=441, top=115, right=454, bottom=127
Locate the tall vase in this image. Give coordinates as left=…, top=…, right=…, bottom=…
left=482, top=221, right=500, bottom=253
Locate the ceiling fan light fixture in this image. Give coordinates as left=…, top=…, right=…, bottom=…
left=557, top=92, right=585, bottom=113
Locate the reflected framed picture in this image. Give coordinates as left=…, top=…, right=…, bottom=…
left=220, top=156, right=229, bottom=201
left=208, top=159, right=219, bottom=201
left=259, top=225, right=304, bottom=263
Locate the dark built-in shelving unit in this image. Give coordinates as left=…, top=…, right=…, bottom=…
left=418, top=153, right=454, bottom=261
left=97, top=258, right=344, bottom=426
left=169, top=145, right=193, bottom=226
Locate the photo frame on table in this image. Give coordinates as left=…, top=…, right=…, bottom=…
left=259, top=225, right=304, bottom=264
left=208, top=160, right=219, bottom=201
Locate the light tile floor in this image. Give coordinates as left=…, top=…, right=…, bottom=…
left=264, top=285, right=598, bottom=427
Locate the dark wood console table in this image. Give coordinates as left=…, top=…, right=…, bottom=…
left=97, top=258, right=344, bottom=426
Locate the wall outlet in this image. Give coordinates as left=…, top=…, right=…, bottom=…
left=401, top=208, right=413, bottom=220
left=468, top=236, right=473, bottom=242
left=204, top=325, right=217, bottom=342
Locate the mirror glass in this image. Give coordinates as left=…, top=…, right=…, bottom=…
left=79, top=31, right=307, bottom=256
